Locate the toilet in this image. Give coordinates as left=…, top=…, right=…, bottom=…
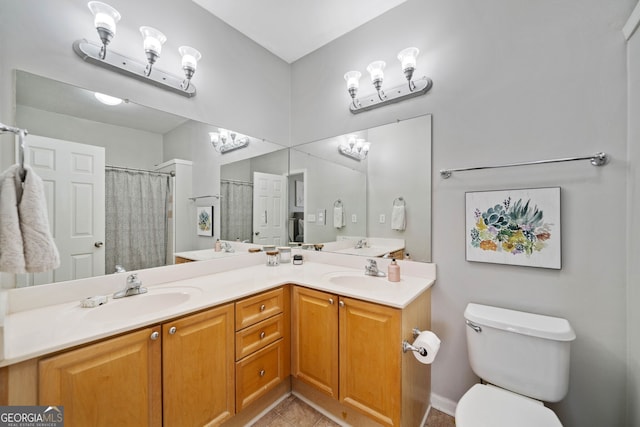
left=455, top=303, right=576, bottom=427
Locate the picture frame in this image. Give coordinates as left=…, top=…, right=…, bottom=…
left=465, top=187, right=561, bottom=269
left=295, top=180, right=304, bottom=207
left=197, top=206, right=214, bottom=236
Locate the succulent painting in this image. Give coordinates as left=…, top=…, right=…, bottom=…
left=470, top=196, right=552, bottom=256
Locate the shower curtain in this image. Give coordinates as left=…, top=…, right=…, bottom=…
left=105, top=168, right=170, bottom=273
left=220, top=180, right=253, bottom=242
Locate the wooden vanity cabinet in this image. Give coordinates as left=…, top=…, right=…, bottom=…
left=234, top=286, right=290, bottom=412
left=292, top=285, right=430, bottom=427
left=39, top=326, right=162, bottom=427
left=39, top=303, right=235, bottom=427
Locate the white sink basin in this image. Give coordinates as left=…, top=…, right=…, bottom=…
left=323, top=271, right=387, bottom=287
left=82, top=286, right=201, bottom=322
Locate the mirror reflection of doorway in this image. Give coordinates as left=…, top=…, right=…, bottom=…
left=252, top=172, right=287, bottom=245
left=289, top=172, right=304, bottom=244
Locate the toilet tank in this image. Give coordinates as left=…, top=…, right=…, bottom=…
left=464, top=303, right=576, bottom=402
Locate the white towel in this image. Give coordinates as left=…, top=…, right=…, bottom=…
left=0, top=165, right=59, bottom=273
left=333, top=206, right=344, bottom=229
left=0, top=165, right=26, bottom=272
left=19, top=165, right=60, bottom=273
left=391, top=205, right=406, bottom=231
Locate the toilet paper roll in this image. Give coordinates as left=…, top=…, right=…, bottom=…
left=412, top=331, right=441, bottom=364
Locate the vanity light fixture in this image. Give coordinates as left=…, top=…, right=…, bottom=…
left=74, top=2, right=201, bottom=97
left=339, top=135, right=370, bottom=161
left=344, top=46, right=432, bottom=114
left=209, top=129, right=250, bottom=154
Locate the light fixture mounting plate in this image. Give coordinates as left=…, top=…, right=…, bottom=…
left=350, top=76, right=432, bottom=114
left=73, top=39, right=196, bottom=97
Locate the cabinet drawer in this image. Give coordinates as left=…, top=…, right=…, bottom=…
left=236, top=313, right=284, bottom=360
left=235, top=287, right=284, bottom=330
left=235, top=339, right=285, bottom=411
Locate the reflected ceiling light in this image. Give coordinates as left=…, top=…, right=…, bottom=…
left=344, top=46, right=432, bottom=114
left=74, top=2, right=201, bottom=97
left=339, top=135, right=370, bottom=161
left=209, top=129, right=250, bottom=154
left=94, top=92, right=123, bottom=105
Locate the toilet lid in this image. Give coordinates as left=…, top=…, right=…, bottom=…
left=456, top=384, right=563, bottom=427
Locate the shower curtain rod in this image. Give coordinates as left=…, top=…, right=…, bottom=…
left=221, top=178, right=253, bottom=185
left=440, top=152, right=608, bottom=179
left=106, top=164, right=175, bottom=176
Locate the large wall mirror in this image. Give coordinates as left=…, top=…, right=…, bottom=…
left=13, top=70, right=432, bottom=287
left=290, top=115, right=432, bottom=262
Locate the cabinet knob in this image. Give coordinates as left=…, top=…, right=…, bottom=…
left=260, top=331, right=266, bottom=339
left=260, top=304, right=266, bottom=312
left=328, top=298, right=334, bottom=305
left=169, top=326, right=177, bottom=335
left=259, top=369, right=265, bottom=377
left=150, top=331, right=159, bottom=340
left=339, top=301, right=345, bottom=308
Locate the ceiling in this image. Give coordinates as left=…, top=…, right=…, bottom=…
left=191, top=0, right=408, bottom=63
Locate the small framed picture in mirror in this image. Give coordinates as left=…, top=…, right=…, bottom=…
left=197, top=206, right=214, bottom=236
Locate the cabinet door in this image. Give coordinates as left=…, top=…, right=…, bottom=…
left=39, top=326, right=162, bottom=427
left=339, top=297, right=401, bottom=427
left=163, top=303, right=235, bottom=427
left=292, top=286, right=339, bottom=399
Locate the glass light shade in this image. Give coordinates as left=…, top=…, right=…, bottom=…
left=366, top=61, right=386, bottom=82
left=209, top=132, right=220, bottom=144
left=362, top=142, right=371, bottom=154
left=88, top=1, right=120, bottom=34
left=140, top=26, right=167, bottom=55
left=397, top=47, right=419, bottom=72
left=344, top=71, right=361, bottom=90
left=94, top=92, right=122, bottom=106
left=179, top=46, right=202, bottom=70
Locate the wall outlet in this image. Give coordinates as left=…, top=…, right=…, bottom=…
left=351, top=214, right=357, bottom=223
left=379, top=214, right=386, bottom=224
left=317, top=209, right=325, bottom=225
left=308, top=213, right=316, bottom=222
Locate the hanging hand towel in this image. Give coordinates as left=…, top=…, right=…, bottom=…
left=0, top=165, right=26, bottom=273
left=391, top=205, right=406, bottom=231
left=333, top=206, right=344, bottom=229
left=18, top=165, right=60, bottom=273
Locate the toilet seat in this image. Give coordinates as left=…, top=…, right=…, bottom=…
left=456, top=384, right=563, bottom=427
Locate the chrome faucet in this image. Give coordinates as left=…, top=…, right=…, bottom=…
left=355, top=239, right=367, bottom=249
left=113, top=273, right=148, bottom=299
left=365, top=259, right=386, bottom=277
left=221, top=241, right=234, bottom=252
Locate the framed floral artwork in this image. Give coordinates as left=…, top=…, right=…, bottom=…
left=465, top=187, right=561, bottom=269
left=197, top=206, right=213, bottom=236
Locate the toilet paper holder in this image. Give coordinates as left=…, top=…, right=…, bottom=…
left=402, top=327, right=428, bottom=357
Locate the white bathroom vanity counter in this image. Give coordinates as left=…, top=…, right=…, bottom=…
left=0, top=251, right=435, bottom=366
left=174, top=248, right=243, bottom=261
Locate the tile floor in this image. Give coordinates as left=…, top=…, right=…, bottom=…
left=251, top=395, right=455, bottom=427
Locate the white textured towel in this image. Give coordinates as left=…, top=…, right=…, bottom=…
left=391, top=205, right=406, bottom=231
left=0, top=165, right=59, bottom=273
left=19, top=165, right=60, bottom=273
left=333, top=206, right=344, bottom=229
left=0, top=165, right=26, bottom=272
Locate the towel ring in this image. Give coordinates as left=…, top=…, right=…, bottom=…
left=393, top=197, right=405, bottom=207
left=334, top=199, right=343, bottom=207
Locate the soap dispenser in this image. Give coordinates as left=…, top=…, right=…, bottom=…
left=214, top=239, right=222, bottom=252
left=388, top=259, right=400, bottom=282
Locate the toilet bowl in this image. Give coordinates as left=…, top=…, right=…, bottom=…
left=456, top=303, right=575, bottom=427
left=456, top=384, right=562, bottom=427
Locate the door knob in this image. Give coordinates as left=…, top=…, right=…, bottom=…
left=254, top=231, right=260, bottom=236
left=94, top=241, right=104, bottom=248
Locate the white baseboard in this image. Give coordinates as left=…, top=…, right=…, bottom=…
left=431, top=392, right=458, bottom=418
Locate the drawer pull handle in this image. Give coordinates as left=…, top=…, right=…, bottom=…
left=328, top=298, right=334, bottom=305
left=259, top=369, right=265, bottom=377
left=260, top=304, right=266, bottom=312
left=169, top=326, right=177, bottom=335
left=150, top=331, right=159, bottom=340
left=260, top=331, right=266, bottom=339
